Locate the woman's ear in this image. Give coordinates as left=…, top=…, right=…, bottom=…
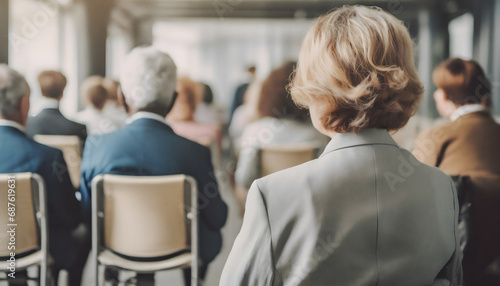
left=117, top=86, right=130, bottom=114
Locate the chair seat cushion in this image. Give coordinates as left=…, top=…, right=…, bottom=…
left=98, top=250, right=192, bottom=272
left=0, top=250, right=43, bottom=270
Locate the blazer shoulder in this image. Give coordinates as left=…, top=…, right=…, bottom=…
left=255, top=157, right=319, bottom=198
left=84, top=127, right=126, bottom=151
left=415, top=121, right=457, bottom=149
left=24, top=137, right=66, bottom=166
left=62, top=116, right=86, bottom=131
left=173, top=133, right=211, bottom=155
left=32, top=139, right=64, bottom=157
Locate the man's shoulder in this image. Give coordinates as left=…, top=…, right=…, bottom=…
left=61, top=114, right=86, bottom=130
left=173, top=132, right=211, bottom=156
left=416, top=121, right=455, bottom=145
left=84, top=126, right=129, bottom=151
left=7, top=131, right=63, bottom=162
left=28, top=109, right=86, bottom=133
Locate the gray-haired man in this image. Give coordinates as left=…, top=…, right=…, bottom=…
left=80, top=47, right=228, bottom=285
left=0, top=65, right=83, bottom=285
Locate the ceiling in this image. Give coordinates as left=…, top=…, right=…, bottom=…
left=115, top=0, right=440, bottom=21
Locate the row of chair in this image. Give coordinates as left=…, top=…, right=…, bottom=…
left=0, top=173, right=198, bottom=285
left=0, top=135, right=319, bottom=285
left=31, top=134, right=320, bottom=189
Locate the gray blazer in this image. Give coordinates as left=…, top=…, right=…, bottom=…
left=221, top=129, right=461, bottom=286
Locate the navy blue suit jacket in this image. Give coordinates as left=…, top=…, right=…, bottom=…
left=0, top=126, right=81, bottom=268
left=80, top=118, right=228, bottom=263
left=26, top=108, right=87, bottom=142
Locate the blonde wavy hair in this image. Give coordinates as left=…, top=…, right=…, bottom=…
left=289, top=5, right=423, bottom=133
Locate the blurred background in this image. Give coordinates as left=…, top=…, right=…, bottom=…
left=2, top=1, right=500, bottom=285
left=2, top=0, right=499, bottom=120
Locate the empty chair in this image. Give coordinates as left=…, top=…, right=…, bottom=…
left=91, top=174, right=198, bottom=286
left=259, top=144, right=318, bottom=177
left=235, top=144, right=318, bottom=215
left=0, top=173, right=49, bottom=285
left=34, top=135, right=81, bottom=189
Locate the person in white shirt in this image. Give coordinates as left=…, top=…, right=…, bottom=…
left=235, top=62, right=329, bottom=200
left=194, top=83, right=226, bottom=126
left=75, top=76, right=120, bottom=135
left=102, top=78, right=128, bottom=127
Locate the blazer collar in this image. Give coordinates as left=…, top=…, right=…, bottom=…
left=0, top=125, right=27, bottom=137
left=37, top=108, right=62, bottom=115
left=0, top=119, right=26, bottom=133
left=127, top=117, right=175, bottom=133
left=320, top=128, right=398, bottom=157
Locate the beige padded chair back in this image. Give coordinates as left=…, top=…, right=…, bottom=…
left=196, top=137, right=220, bottom=169
left=0, top=173, right=39, bottom=256
left=260, top=144, right=317, bottom=177
left=102, top=175, right=188, bottom=258
left=34, top=135, right=81, bottom=189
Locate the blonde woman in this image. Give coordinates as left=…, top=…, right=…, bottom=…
left=221, top=6, right=461, bottom=286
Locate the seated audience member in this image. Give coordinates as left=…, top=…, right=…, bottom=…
left=26, top=70, right=87, bottom=142
left=194, top=83, right=226, bottom=126
left=0, top=65, right=84, bottom=285
left=221, top=6, right=461, bottom=286
left=228, top=65, right=256, bottom=125
left=102, top=78, right=128, bottom=126
left=80, top=47, right=228, bottom=285
left=75, top=76, right=120, bottom=135
left=167, top=77, right=222, bottom=149
left=414, top=58, right=500, bottom=284
left=228, top=80, right=261, bottom=149
left=235, top=61, right=329, bottom=192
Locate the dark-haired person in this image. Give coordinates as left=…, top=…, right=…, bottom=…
left=414, top=58, right=500, bottom=285
left=235, top=62, right=329, bottom=197
left=26, top=70, right=87, bottom=142
left=228, top=66, right=256, bottom=125
left=221, top=6, right=461, bottom=286
left=75, top=76, right=121, bottom=135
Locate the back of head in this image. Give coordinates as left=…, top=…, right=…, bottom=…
left=102, top=78, right=120, bottom=102
left=433, top=58, right=491, bottom=106
left=290, top=5, right=423, bottom=133
left=81, top=76, right=108, bottom=110
left=202, top=83, right=214, bottom=104
left=0, top=65, right=29, bottom=118
left=258, top=61, right=308, bottom=120
left=248, top=66, right=256, bottom=75
left=38, top=70, right=67, bottom=99
left=168, top=77, right=200, bottom=121
left=119, top=46, right=177, bottom=115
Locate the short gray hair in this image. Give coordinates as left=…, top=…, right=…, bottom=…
left=0, top=65, right=29, bottom=117
left=119, top=46, right=177, bottom=111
